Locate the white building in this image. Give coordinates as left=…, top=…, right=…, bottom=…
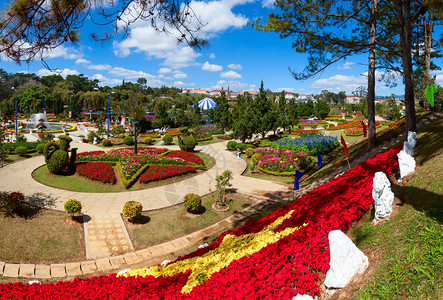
left=346, top=95, right=361, bottom=104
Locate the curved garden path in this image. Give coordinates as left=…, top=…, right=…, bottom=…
left=0, top=141, right=288, bottom=214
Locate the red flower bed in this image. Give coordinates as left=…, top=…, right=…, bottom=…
left=139, top=165, right=197, bottom=183
left=1, top=145, right=403, bottom=299
left=165, top=150, right=204, bottom=165
left=327, top=121, right=361, bottom=130
left=76, top=162, right=116, bottom=184
left=291, top=129, right=320, bottom=134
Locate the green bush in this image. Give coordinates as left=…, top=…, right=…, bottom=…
left=217, top=134, right=232, bottom=140
left=111, top=126, right=125, bottom=137
left=123, top=136, right=134, bottom=145
left=118, top=133, right=126, bottom=139
left=178, top=135, right=196, bottom=152
left=123, top=201, right=143, bottom=222
left=251, top=153, right=262, bottom=172
left=36, top=143, right=46, bottom=153
left=183, top=193, right=202, bottom=213
left=227, top=141, right=238, bottom=150
left=2, top=192, right=24, bottom=215
left=143, top=137, right=154, bottom=145
left=39, top=132, right=54, bottom=142
left=64, top=199, right=82, bottom=217
left=162, top=134, right=173, bottom=145
left=245, top=147, right=255, bottom=158
left=47, top=149, right=69, bottom=174
left=102, top=139, right=112, bottom=147
left=87, top=131, right=99, bottom=142
left=236, top=143, right=248, bottom=151
left=14, top=146, right=27, bottom=156
left=58, top=135, right=72, bottom=151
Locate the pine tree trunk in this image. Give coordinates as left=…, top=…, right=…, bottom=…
left=367, top=0, right=377, bottom=150
left=396, top=0, right=416, bottom=133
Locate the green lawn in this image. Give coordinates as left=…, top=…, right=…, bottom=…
left=129, top=192, right=254, bottom=248
left=346, top=118, right=443, bottom=299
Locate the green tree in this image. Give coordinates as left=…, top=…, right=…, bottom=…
left=156, top=102, right=171, bottom=127
left=18, top=86, right=48, bottom=113
left=277, top=91, right=291, bottom=131
left=387, top=96, right=401, bottom=121
left=314, top=100, right=330, bottom=119
left=232, top=94, right=255, bottom=143
left=213, top=92, right=231, bottom=132
left=253, top=81, right=274, bottom=139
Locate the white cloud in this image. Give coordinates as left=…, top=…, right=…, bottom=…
left=202, top=61, right=223, bottom=72
left=272, top=87, right=306, bottom=94
left=209, top=53, right=216, bottom=59
left=228, top=63, right=242, bottom=70
left=435, top=74, right=443, bottom=86
left=338, top=62, right=355, bottom=70
left=87, top=64, right=112, bottom=71
left=158, top=67, right=172, bottom=74
left=262, top=0, right=275, bottom=8
left=75, top=58, right=91, bottom=64
left=173, top=71, right=188, bottom=79
left=91, top=74, right=123, bottom=86
left=37, top=68, right=79, bottom=77
left=221, top=70, right=241, bottom=79
left=43, top=45, right=83, bottom=60
left=108, top=67, right=155, bottom=79
left=173, top=81, right=187, bottom=87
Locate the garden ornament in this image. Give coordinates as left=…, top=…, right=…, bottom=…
left=372, top=172, right=394, bottom=221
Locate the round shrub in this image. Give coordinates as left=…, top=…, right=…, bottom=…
left=123, top=201, right=143, bottom=222
left=143, top=137, right=154, bottom=145
left=64, top=199, right=82, bottom=216
left=178, top=135, right=196, bottom=152
left=47, top=149, right=69, bottom=174
left=14, top=146, right=27, bottom=156
left=162, top=134, right=173, bottom=145
left=123, top=136, right=134, bottom=145
left=118, top=133, right=126, bottom=139
left=36, top=143, right=46, bottom=154
left=227, top=141, right=238, bottom=151
left=236, top=143, right=248, bottom=151
left=183, top=193, right=202, bottom=213
left=102, top=139, right=112, bottom=147
left=245, top=147, right=255, bottom=158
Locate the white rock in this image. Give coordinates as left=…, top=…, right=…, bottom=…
left=117, top=269, right=130, bottom=276
left=372, top=172, right=394, bottom=221
left=28, top=280, right=41, bottom=285
left=197, top=243, right=209, bottom=249
left=407, top=131, right=417, bottom=149
left=292, top=294, right=315, bottom=300
left=324, top=230, right=369, bottom=289
left=403, top=141, right=414, bottom=157
left=397, top=150, right=416, bottom=182
left=161, top=260, right=171, bottom=265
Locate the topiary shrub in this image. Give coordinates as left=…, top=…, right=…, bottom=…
left=183, top=193, right=202, bottom=213
left=143, top=137, right=154, bottom=145
left=227, top=141, right=238, bottom=151
left=123, top=201, right=143, bottom=222
left=178, top=135, right=196, bottom=152
left=251, top=153, right=262, bottom=172
left=64, top=199, right=82, bottom=218
left=245, top=147, right=255, bottom=158
left=162, top=134, right=173, bottom=145
left=58, top=134, right=72, bottom=151
left=36, top=143, right=46, bottom=154
left=14, top=146, right=27, bottom=156
left=47, top=149, right=69, bottom=174
left=102, top=139, right=112, bottom=147
left=118, top=133, right=126, bottom=139
left=123, top=136, right=134, bottom=145
left=4, top=192, right=24, bottom=215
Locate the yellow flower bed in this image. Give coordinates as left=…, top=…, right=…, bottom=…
left=119, top=210, right=308, bottom=293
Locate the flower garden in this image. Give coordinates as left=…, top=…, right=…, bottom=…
left=0, top=145, right=404, bottom=299
left=75, top=147, right=205, bottom=187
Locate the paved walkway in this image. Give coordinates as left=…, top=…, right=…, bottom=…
left=0, top=141, right=287, bottom=214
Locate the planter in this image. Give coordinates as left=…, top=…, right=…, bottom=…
left=212, top=203, right=229, bottom=212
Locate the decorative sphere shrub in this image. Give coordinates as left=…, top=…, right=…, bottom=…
left=64, top=199, right=82, bottom=216
left=227, top=141, right=238, bottom=151
left=47, top=149, right=69, bottom=174
left=178, top=135, right=196, bottom=152
left=36, top=143, right=46, bottom=154
left=123, top=136, right=134, bottom=145
left=123, top=201, right=143, bottom=222
left=14, top=146, right=27, bottom=156
left=183, top=193, right=202, bottom=213
left=102, top=139, right=112, bottom=147
left=245, top=147, right=255, bottom=157
left=162, top=134, right=173, bottom=145
left=143, top=137, right=154, bottom=145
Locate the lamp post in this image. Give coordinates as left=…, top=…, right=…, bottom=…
left=12, top=87, right=18, bottom=138
left=133, top=121, right=139, bottom=154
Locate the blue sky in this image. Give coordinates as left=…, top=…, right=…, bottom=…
left=1, top=0, right=442, bottom=96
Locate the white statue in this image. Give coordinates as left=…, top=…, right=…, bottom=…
left=407, top=131, right=417, bottom=149
left=397, top=150, right=416, bottom=182
left=372, top=172, right=394, bottom=221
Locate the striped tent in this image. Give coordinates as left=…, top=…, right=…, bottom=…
left=197, top=97, right=217, bottom=110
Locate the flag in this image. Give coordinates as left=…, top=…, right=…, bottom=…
left=341, top=135, right=348, bottom=156
left=361, top=120, right=367, bottom=137
left=317, top=151, right=323, bottom=167
left=425, top=84, right=437, bottom=107
left=293, top=170, right=304, bottom=191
